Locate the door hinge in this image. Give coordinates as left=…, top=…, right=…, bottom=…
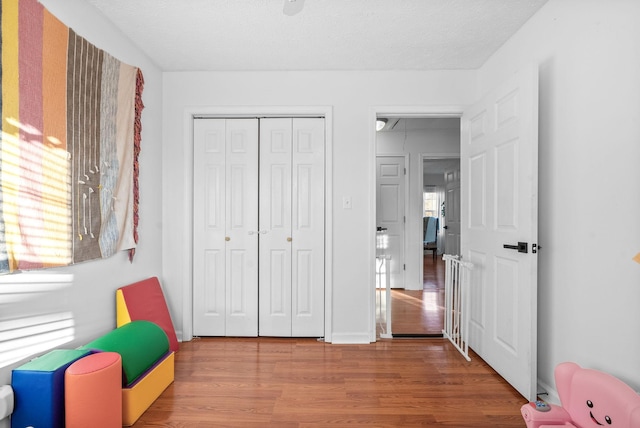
left=403, top=264, right=406, bottom=270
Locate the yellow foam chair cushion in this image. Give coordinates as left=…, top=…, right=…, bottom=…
left=122, top=352, right=174, bottom=426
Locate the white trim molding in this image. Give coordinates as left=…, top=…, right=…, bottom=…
left=369, top=105, right=464, bottom=342
left=181, top=105, right=334, bottom=343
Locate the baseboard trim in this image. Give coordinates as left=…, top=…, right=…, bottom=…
left=536, top=378, right=560, bottom=405
left=330, top=333, right=372, bottom=344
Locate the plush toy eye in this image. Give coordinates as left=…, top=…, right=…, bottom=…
left=605, top=416, right=612, bottom=425
left=587, top=400, right=594, bottom=408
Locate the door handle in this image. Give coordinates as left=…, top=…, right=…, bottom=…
left=503, top=242, right=528, bottom=253
left=443, top=225, right=449, bottom=230
left=248, top=230, right=269, bottom=235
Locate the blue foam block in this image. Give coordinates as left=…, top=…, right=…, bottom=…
left=11, top=349, right=90, bottom=428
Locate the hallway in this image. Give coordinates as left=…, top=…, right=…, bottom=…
left=377, top=255, right=445, bottom=337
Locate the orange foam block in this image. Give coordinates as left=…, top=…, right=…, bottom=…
left=122, top=352, right=174, bottom=426
left=65, top=352, right=122, bottom=428
left=116, top=277, right=179, bottom=352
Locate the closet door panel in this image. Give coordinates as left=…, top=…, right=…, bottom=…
left=259, top=118, right=293, bottom=336
left=224, top=119, right=259, bottom=336
left=268, top=249, right=288, bottom=314
left=193, top=119, right=227, bottom=336
left=291, top=118, right=325, bottom=337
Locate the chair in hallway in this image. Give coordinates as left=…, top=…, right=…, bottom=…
left=423, top=216, right=438, bottom=260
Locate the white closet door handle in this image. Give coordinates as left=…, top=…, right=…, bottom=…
left=248, top=230, right=269, bottom=235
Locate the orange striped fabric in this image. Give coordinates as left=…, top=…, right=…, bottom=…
left=0, top=0, right=143, bottom=273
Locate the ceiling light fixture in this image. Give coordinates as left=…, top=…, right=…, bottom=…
left=283, top=0, right=305, bottom=16
left=376, top=118, right=388, bottom=131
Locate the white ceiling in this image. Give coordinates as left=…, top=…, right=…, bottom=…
left=82, top=0, right=548, bottom=72
left=423, top=158, right=460, bottom=177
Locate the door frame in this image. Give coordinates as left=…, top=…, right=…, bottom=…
left=183, top=106, right=333, bottom=342
left=369, top=106, right=463, bottom=342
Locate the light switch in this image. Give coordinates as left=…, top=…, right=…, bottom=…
left=342, top=197, right=352, bottom=209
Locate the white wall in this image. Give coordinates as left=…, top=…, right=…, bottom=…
left=376, top=127, right=459, bottom=290
left=478, top=0, right=640, bottom=399
left=0, top=0, right=163, bottom=391
left=162, top=71, right=475, bottom=343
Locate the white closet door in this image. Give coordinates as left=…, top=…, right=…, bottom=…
left=259, top=118, right=325, bottom=337
left=258, top=118, right=293, bottom=336
left=193, top=119, right=226, bottom=336
left=225, top=119, right=259, bottom=336
left=193, top=118, right=258, bottom=337
left=291, top=118, right=325, bottom=336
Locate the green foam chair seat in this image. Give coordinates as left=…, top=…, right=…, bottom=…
left=80, top=320, right=169, bottom=387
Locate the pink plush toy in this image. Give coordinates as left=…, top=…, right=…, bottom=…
left=521, top=362, right=640, bottom=427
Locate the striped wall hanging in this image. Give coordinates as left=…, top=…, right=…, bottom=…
left=0, top=0, right=143, bottom=273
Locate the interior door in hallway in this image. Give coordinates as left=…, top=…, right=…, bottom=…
left=461, top=65, right=539, bottom=400
left=376, top=156, right=406, bottom=289
left=193, top=118, right=259, bottom=337
left=444, top=162, right=461, bottom=256
left=259, top=118, right=325, bottom=337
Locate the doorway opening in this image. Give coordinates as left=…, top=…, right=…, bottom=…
left=374, top=114, right=461, bottom=339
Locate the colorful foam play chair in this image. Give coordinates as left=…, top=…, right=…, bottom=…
left=11, top=349, right=90, bottom=428
left=521, top=362, right=640, bottom=427
left=116, top=276, right=179, bottom=352
left=80, top=320, right=174, bottom=426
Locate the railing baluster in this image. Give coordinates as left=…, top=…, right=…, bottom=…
left=442, top=254, right=473, bottom=361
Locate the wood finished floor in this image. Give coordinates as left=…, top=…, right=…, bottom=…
left=133, top=337, right=526, bottom=427
left=135, top=255, right=526, bottom=426
left=376, top=255, right=444, bottom=336
left=390, top=255, right=445, bottom=335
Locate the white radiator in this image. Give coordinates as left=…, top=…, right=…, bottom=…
left=442, top=255, right=473, bottom=361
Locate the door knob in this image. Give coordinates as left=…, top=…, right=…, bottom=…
left=248, top=230, right=268, bottom=235
left=503, top=242, right=528, bottom=253
left=225, top=237, right=230, bottom=241
left=287, top=237, right=292, bottom=242
left=443, top=225, right=449, bottom=229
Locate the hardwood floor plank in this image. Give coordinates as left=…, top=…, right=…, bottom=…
left=383, top=255, right=446, bottom=336
left=133, top=337, right=526, bottom=427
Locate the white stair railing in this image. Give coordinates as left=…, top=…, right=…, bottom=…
left=442, top=254, right=473, bottom=361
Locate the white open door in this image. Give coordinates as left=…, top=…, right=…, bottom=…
left=461, top=65, right=539, bottom=401
left=444, top=162, right=461, bottom=256
left=376, top=156, right=406, bottom=289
